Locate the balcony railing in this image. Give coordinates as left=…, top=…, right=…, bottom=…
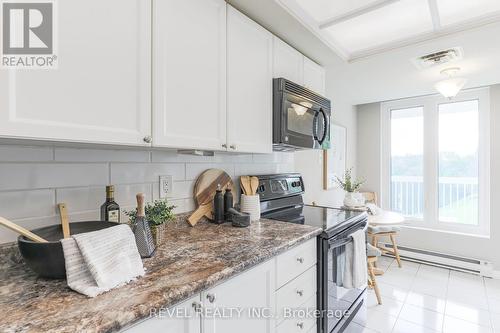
left=391, top=176, right=478, bottom=224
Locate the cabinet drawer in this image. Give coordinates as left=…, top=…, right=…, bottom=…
left=276, top=238, right=316, bottom=288
left=276, top=295, right=316, bottom=333
left=276, top=265, right=316, bottom=324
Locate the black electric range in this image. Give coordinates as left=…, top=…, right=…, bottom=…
left=256, top=173, right=368, bottom=333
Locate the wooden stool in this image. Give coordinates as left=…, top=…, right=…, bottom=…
left=369, top=230, right=402, bottom=268
left=367, top=256, right=382, bottom=305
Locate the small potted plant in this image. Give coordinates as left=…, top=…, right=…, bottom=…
left=335, top=168, right=365, bottom=208
left=125, top=199, right=176, bottom=246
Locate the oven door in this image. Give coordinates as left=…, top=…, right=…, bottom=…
left=320, top=221, right=367, bottom=333
left=281, top=92, right=329, bottom=149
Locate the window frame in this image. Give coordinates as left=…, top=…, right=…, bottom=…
left=380, top=87, right=490, bottom=236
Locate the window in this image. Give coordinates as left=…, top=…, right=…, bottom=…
left=381, top=88, right=490, bottom=235
left=390, top=107, right=424, bottom=219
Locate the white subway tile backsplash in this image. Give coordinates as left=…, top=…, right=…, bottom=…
left=152, top=151, right=215, bottom=163
left=0, top=144, right=295, bottom=243
left=214, top=152, right=253, bottom=164
left=55, top=148, right=150, bottom=162
left=234, top=163, right=279, bottom=176
left=0, top=145, right=53, bottom=162
left=115, top=184, right=153, bottom=207
left=0, top=190, right=55, bottom=220
left=0, top=163, right=109, bottom=191
left=111, top=163, right=185, bottom=184
left=185, top=163, right=235, bottom=181
left=56, top=187, right=103, bottom=214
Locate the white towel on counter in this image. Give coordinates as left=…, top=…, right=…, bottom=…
left=61, top=224, right=145, bottom=297
left=343, top=230, right=367, bottom=289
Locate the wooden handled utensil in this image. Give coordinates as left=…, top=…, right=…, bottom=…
left=0, top=216, right=48, bottom=243
left=250, top=176, right=259, bottom=195
left=240, top=176, right=251, bottom=195
left=58, top=203, right=71, bottom=239
left=188, top=169, right=234, bottom=226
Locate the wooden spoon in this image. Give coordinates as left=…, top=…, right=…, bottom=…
left=0, top=216, right=48, bottom=243
left=250, top=177, right=259, bottom=195
left=58, top=203, right=71, bottom=239
left=240, top=176, right=251, bottom=195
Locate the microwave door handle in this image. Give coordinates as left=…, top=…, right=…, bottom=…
left=318, top=108, right=328, bottom=145
left=312, top=110, right=319, bottom=141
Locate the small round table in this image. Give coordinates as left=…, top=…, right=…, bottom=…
left=368, top=211, right=405, bottom=226
left=367, top=210, right=405, bottom=275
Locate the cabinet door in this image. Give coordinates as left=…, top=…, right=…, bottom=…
left=303, top=57, right=326, bottom=96
left=202, top=259, right=276, bottom=333
left=124, top=295, right=200, bottom=333
left=226, top=5, right=273, bottom=154
left=153, top=0, right=227, bottom=151
left=273, top=37, right=304, bottom=85
left=0, top=0, right=151, bottom=146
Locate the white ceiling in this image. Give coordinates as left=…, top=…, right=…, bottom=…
left=328, top=21, right=500, bottom=105
left=276, top=0, right=500, bottom=61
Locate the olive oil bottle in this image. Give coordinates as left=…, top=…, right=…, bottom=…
left=100, top=185, right=120, bottom=223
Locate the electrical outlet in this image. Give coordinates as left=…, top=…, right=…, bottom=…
left=159, top=175, right=173, bottom=198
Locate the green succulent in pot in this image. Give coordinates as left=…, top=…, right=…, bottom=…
left=125, top=199, right=176, bottom=245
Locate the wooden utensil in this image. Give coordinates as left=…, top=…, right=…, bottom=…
left=0, top=216, right=48, bottom=243
left=240, top=176, right=251, bottom=195
left=58, top=203, right=71, bottom=239
left=250, top=176, right=259, bottom=195
left=188, top=169, right=233, bottom=226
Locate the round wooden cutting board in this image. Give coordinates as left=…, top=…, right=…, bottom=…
left=188, top=169, right=235, bottom=226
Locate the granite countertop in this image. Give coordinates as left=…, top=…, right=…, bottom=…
left=0, top=214, right=321, bottom=333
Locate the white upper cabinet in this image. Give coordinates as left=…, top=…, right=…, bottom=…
left=226, top=6, right=273, bottom=154
left=303, top=57, right=326, bottom=96
left=273, top=37, right=304, bottom=85
left=153, top=0, right=227, bottom=151
left=0, top=0, right=151, bottom=146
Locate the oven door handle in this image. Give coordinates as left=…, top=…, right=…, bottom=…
left=328, top=237, right=353, bottom=249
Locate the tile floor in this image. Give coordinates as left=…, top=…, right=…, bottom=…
left=346, top=256, right=500, bottom=333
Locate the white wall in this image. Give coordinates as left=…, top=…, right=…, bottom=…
left=356, top=85, right=500, bottom=270
left=295, top=65, right=357, bottom=207
left=0, top=145, right=294, bottom=243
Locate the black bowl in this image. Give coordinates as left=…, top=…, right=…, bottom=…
left=18, top=221, right=120, bottom=279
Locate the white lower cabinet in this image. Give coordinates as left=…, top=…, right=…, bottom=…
left=122, top=238, right=317, bottom=333
left=202, top=259, right=275, bottom=333
left=124, top=295, right=200, bottom=333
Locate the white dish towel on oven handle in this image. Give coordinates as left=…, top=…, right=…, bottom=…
left=343, top=229, right=367, bottom=289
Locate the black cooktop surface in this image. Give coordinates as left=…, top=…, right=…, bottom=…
left=265, top=204, right=368, bottom=238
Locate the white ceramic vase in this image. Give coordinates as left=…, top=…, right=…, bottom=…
left=240, top=194, right=261, bottom=222
left=343, top=192, right=364, bottom=207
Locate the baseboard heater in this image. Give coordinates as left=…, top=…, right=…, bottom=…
left=380, top=242, right=493, bottom=278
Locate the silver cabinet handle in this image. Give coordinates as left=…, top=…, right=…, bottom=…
left=296, top=289, right=304, bottom=297
left=229, top=144, right=236, bottom=150
left=192, top=301, right=202, bottom=312
left=143, top=135, right=152, bottom=143
left=296, top=257, right=304, bottom=264
left=222, top=143, right=227, bottom=148
left=297, top=322, right=304, bottom=329
left=206, top=293, right=216, bottom=303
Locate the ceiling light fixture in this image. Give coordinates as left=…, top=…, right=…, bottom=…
left=434, top=67, right=467, bottom=99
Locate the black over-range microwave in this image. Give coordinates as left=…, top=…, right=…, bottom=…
left=273, top=78, right=331, bottom=151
